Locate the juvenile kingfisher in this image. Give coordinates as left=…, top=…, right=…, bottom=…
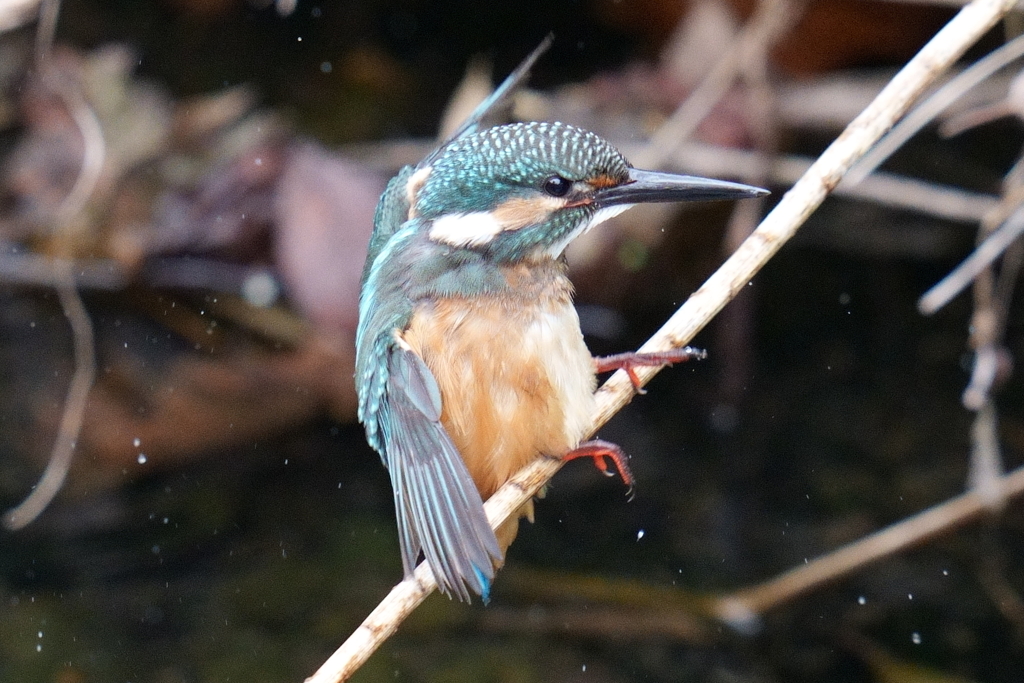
left=356, top=41, right=767, bottom=602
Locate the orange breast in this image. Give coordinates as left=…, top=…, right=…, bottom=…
left=400, top=269, right=596, bottom=499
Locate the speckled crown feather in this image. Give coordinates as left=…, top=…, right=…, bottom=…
left=416, top=121, right=631, bottom=218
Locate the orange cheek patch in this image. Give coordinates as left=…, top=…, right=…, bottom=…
left=492, top=196, right=565, bottom=231
left=587, top=174, right=619, bottom=189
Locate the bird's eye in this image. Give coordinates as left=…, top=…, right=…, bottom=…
left=542, top=175, right=572, bottom=197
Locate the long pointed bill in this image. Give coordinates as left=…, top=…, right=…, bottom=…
left=594, top=169, right=769, bottom=207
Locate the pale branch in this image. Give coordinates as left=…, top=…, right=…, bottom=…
left=658, top=141, right=998, bottom=223
left=3, top=257, right=98, bottom=532
left=918, top=203, right=1024, bottom=314
left=632, top=0, right=802, bottom=170
left=304, top=1, right=1020, bottom=681
left=846, top=31, right=1024, bottom=186
left=3, top=57, right=104, bottom=531
left=711, top=462, right=1024, bottom=627
left=34, top=0, right=59, bottom=61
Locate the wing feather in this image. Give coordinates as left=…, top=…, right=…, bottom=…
left=380, top=343, right=503, bottom=601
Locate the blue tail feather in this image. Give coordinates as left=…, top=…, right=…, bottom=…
left=473, top=565, right=492, bottom=605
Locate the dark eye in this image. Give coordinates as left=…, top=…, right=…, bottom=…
left=542, top=175, right=571, bottom=197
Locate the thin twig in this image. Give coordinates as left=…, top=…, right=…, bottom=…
left=918, top=203, right=1024, bottom=314
left=305, top=2, right=1018, bottom=680
left=3, top=258, right=98, bottom=532
left=662, top=142, right=999, bottom=223
left=633, top=0, right=800, bottom=170
left=963, top=345, right=1005, bottom=409
left=846, top=32, right=1024, bottom=186
left=711, top=462, right=1024, bottom=627
left=959, top=142, right=1024, bottom=520
left=494, top=459, right=1024, bottom=637
left=714, top=1, right=781, bottom=412
left=33, top=0, right=58, bottom=62
left=968, top=399, right=1005, bottom=509
left=959, top=177, right=1024, bottom=413
left=3, top=59, right=104, bottom=530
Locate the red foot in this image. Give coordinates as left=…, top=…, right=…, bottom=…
left=564, top=439, right=635, bottom=500
left=594, top=347, right=707, bottom=393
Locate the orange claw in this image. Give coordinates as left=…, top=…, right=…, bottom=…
left=594, top=346, right=707, bottom=393
left=564, top=439, right=635, bottom=500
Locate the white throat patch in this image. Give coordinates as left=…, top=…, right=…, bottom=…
left=539, top=204, right=633, bottom=259
left=428, top=211, right=505, bottom=248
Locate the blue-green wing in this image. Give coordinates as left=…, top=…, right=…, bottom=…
left=362, top=165, right=415, bottom=287
left=383, top=342, right=502, bottom=600
left=356, top=225, right=502, bottom=601
left=357, top=330, right=502, bottom=601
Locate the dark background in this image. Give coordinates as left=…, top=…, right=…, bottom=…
left=1, top=1, right=1023, bottom=682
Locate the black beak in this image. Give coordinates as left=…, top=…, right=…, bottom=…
left=594, top=169, right=769, bottom=208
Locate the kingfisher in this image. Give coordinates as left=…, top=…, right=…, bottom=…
left=356, top=40, right=767, bottom=602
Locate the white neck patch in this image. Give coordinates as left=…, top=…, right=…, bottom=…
left=428, top=211, right=505, bottom=248
left=427, top=203, right=634, bottom=255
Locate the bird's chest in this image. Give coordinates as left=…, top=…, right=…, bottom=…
left=400, top=274, right=596, bottom=497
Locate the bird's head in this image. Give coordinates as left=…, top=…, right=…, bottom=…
left=406, top=121, right=766, bottom=263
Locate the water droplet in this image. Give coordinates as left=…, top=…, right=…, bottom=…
left=137, top=454, right=147, bottom=464
left=242, top=271, right=280, bottom=308
left=911, top=632, right=922, bottom=644
left=133, top=438, right=141, bottom=447
left=636, top=529, right=645, bottom=541
left=858, top=596, right=866, bottom=605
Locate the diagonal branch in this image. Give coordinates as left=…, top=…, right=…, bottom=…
left=712, top=461, right=1024, bottom=626
left=633, top=0, right=803, bottom=170
left=304, top=1, right=1020, bottom=681
left=918, top=203, right=1024, bottom=314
